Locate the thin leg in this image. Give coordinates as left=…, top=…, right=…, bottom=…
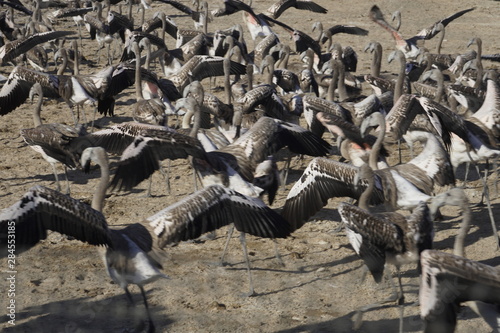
left=90, top=106, right=98, bottom=132
left=280, top=152, right=292, bottom=192
left=78, top=24, right=83, bottom=50
left=139, top=286, right=155, bottom=333
left=273, top=239, right=284, bottom=266
left=239, top=232, right=256, bottom=297
left=124, top=286, right=134, bottom=305
left=193, top=167, right=199, bottom=192
left=157, top=160, right=171, bottom=195
left=220, top=224, right=235, bottom=265
left=95, top=44, right=103, bottom=64
left=77, top=105, right=88, bottom=127
left=479, top=167, right=500, bottom=249
left=494, top=156, right=499, bottom=198
left=63, top=166, right=70, bottom=195
left=473, top=161, right=488, bottom=206
left=352, top=268, right=400, bottom=330
left=50, top=163, right=61, bottom=192
left=358, top=264, right=369, bottom=284
left=69, top=106, right=79, bottom=127
left=463, top=162, right=471, bottom=187
left=396, top=267, right=405, bottom=333
left=382, top=268, right=399, bottom=303
left=142, top=175, right=153, bottom=198
left=107, top=43, right=112, bottom=66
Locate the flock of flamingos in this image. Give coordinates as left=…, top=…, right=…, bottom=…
left=0, top=0, right=499, bottom=332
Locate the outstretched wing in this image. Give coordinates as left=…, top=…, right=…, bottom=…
left=282, top=157, right=384, bottom=230
left=266, top=0, right=327, bottom=19
left=0, top=185, right=111, bottom=256
left=0, top=30, right=75, bottom=64
left=220, top=116, right=332, bottom=169
left=147, top=184, right=292, bottom=247
left=413, top=7, right=475, bottom=40
left=156, top=0, right=195, bottom=15
left=0, top=66, right=59, bottom=115
left=109, top=128, right=206, bottom=192
left=321, top=25, right=369, bottom=44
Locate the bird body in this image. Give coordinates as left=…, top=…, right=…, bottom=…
left=339, top=201, right=433, bottom=283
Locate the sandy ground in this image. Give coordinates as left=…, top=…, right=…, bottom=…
left=1, top=0, right=500, bottom=332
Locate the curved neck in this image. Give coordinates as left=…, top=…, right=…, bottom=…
left=140, top=6, right=145, bottom=26
left=371, top=42, right=382, bottom=77
left=32, top=91, right=43, bottom=127
left=393, top=51, right=406, bottom=104
left=160, top=13, right=166, bottom=42
left=32, top=0, right=41, bottom=22
left=57, top=49, right=68, bottom=75
left=96, top=2, right=103, bottom=21
left=133, top=42, right=144, bottom=100
left=280, top=45, right=290, bottom=69
left=327, top=58, right=338, bottom=102
left=313, top=22, right=323, bottom=43
left=335, top=59, right=348, bottom=102
left=306, top=49, right=314, bottom=72
left=142, top=40, right=151, bottom=71
left=190, top=104, right=202, bottom=138
left=454, top=204, right=471, bottom=256
left=324, top=33, right=333, bottom=52
left=128, top=0, right=133, bottom=21
left=368, top=113, right=386, bottom=170
left=436, top=27, right=445, bottom=54
left=264, top=55, right=274, bottom=86
left=182, top=109, right=195, bottom=129
left=72, top=41, right=79, bottom=75
left=224, top=37, right=235, bottom=59
left=433, top=70, right=445, bottom=103
left=202, top=2, right=208, bottom=35
left=91, top=148, right=110, bottom=213
left=358, top=164, right=375, bottom=211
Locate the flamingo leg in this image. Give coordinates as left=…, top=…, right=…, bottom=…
left=139, top=286, right=155, bottom=333
left=220, top=224, right=235, bottom=266
left=50, top=163, right=61, bottom=192
left=239, top=232, right=256, bottom=297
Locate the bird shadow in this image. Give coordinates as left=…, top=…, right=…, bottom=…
left=217, top=247, right=364, bottom=297
left=432, top=204, right=500, bottom=253
left=273, top=308, right=426, bottom=333
left=1, top=291, right=172, bottom=333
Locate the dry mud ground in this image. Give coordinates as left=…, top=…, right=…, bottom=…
left=1, top=0, right=500, bottom=332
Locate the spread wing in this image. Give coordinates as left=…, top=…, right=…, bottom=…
left=282, top=158, right=385, bottom=230
left=0, top=185, right=111, bottom=256
left=147, top=184, right=292, bottom=248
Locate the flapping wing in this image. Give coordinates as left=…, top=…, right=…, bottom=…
left=0, top=185, right=111, bottom=256
left=413, top=7, right=475, bottom=40
left=1, top=31, right=74, bottom=64
left=147, top=184, right=292, bottom=248
left=282, top=158, right=384, bottom=230
left=109, top=129, right=205, bottom=192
